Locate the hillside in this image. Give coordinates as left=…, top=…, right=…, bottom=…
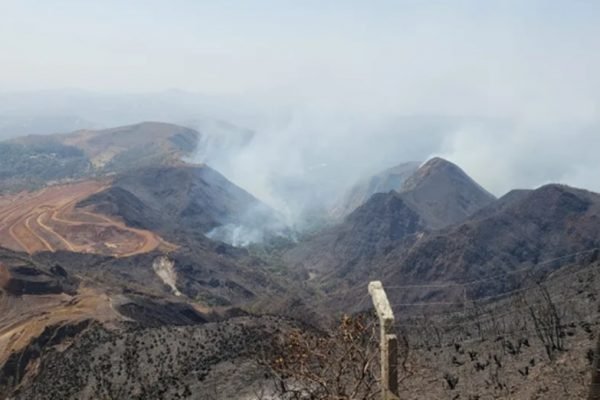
left=330, top=161, right=420, bottom=219
left=2, top=123, right=600, bottom=399
left=399, top=157, right=496, bottom=229
left=78, top=165, right=288, bottom=246
left=0, top=236, right=308, bottom=399
left=4, top=253, right=600, bottom=400
left=5, top=315, right=301, bottom=400
left=331, top=158, right=495, bottom=224
left=0, top=122, right=199, bottom=193
left=284, top=157, right=495, bottom=289
left=376, top=184, right=600, bottom=304
left=312, top=184, right=600, bottom=313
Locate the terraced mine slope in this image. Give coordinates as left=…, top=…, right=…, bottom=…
left=0, top=180, right=175, bottom=256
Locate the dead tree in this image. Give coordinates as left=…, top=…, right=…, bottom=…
left=589, top=333, right=600, bottom=400
left=264, top=315, right=407, bottom=400
left=527, top=284, right=564, bottom=360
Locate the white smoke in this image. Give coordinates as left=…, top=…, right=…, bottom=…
left=206, top=224, right=268, bottom=247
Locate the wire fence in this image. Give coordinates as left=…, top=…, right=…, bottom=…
left=363, top=247, right=600, bottom=398
left=367, top=247, right=600, bottom=349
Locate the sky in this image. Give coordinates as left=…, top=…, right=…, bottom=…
left=1, top=1, right=600, bottom=213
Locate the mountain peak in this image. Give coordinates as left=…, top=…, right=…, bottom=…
left=399, top=157, right=496, bottom=229
left=330, top=161, right=421, bottom=219
left=403, top=157, right=467, bottom=190
left=422, top=156, right=454, bottom=168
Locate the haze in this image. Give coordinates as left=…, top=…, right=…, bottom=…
left=1, top=0, right=600, bottom=218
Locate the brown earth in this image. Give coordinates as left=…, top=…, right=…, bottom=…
left=0, top=180, right=176, bottom=257
left=0, top=285, right=119, bottom=366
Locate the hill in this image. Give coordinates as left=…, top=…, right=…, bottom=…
left=310, top=184, right=600, bottom=313
left=375, top=184, right=600, bottom=304
left=331, top=158, right=495, bottom=224
left=0, top=234, right=307, bottom=399
left=399, top=157, right=496, bottom=229
left=0, top=122, right=199, bottom=193
left=78, top=164, right=288, bottom=246
left=330, top=161, right=420, bottom=219
left=284, top=157, right=495, bottom=289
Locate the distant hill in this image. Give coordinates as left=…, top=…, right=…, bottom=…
left=0, top=122, right=199, bottom=193
left=330, top=161, right=420, bottom=220
left=331, top=158, right=495, bottom=226
left=0, top=114, right=96, bottom=140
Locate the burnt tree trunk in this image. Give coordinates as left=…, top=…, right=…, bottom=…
left=589, top=334, right=600, bottom=400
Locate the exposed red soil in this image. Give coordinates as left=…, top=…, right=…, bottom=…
left=0, top=286, right=121, bottom=365
left=0, top=180, right=176, bottom=257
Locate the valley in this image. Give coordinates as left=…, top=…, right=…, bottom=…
left=3, top=4, right=596, bottom=398
left=0, top=121, right=598, bottom=399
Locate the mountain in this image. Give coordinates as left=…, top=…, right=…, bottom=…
left=0, top=122, right=199, bottom=193
left=0, top=118, right=288, bottom=250
left=375, top=184, right=600, bottom=303
left=332, top=158, right=495, bottom=226
left=78, top=164, right=288, bottom=246
left=308, top=183, right=600, bottom=313
left=4, top=116, right=600, bottom=399
left=330, top=161, right=420, bottom=220
left=284, top=157, right=496, bottom=289
left=398, top=157, right=496, bottom=228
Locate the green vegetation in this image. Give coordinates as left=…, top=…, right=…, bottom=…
left=0, top=141, right=90, bottom=192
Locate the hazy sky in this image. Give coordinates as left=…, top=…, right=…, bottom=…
left=1, top=1, right=598, bottom=111
left=1, top=1, right=600, bottom=208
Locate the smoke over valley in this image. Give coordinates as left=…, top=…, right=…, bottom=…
left=2, top=89, right=600, bottom=241
left=3, top=2, right=600, bottom=399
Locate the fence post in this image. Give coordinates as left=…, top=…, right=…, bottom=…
left=369, top=281, right=399, bottom=400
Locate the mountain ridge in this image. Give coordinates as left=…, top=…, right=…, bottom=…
left=284, top=156, right=496, bottom=289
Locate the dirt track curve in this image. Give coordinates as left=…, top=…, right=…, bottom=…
left=0, top=180, right=176, bottom=257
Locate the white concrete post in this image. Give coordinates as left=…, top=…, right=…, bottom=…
left=369, top=281, right=400, bottom=400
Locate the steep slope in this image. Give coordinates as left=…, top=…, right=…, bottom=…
left=377, top=184, right=600, bottom=301
left=313, top=184, right=600, bottom=313
left=399, top=157, right=496, bottom=229
left=285, top=157, right=495, bottom=287
left=285, top=192, right=425, bottom=288
left=331, top=158, right=495, bottom=224
left=330, top=161, right=420, bottom=220
left=78, top=165, right=288, bottom=246
left=4, top=316, right=301, bottom=400
left=0, top=244, right=301, bottom=399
